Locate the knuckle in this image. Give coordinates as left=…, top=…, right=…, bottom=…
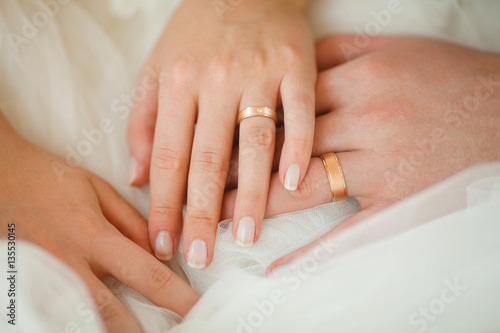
left=97, top=298, right=122, bottom=325
left=146, top=263, right=174, bottom=292
left=152, top=146, right=185, bottom=173
left=82, top=216, right=117, bottom=253
left=240, top=126, right=274, bottom=152
left=192, top=150, right=226, bottom=174
left=150, top=204, right=181, bottom=219
left=169, top=55, right=195, bottom=79
left=208, top=55, right=234, bottom=86
left=240, top=189, right=265, bottom=204
left=280, top=45, right=303, bottom=65
left=294, top=170, right=316, bottom=200
left=185, top=209, right=216, bottom=227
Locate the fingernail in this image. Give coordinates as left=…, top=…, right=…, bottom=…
left=236, top=216, right=255, bottom=247
left=265, top=266, right=275, bottom=277
left=284, top=163, right=300, bottom=191
left=128, top=158, right=137, bottom=185
left=155, top=231, right=173, bottom=261
left=187, top=239, right=207, bottom=269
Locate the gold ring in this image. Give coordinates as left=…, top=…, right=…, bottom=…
left=320, top=152, right=347, bottom=202
left=237, top=106, right=278, bottom=125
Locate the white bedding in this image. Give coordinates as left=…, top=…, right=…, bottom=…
left=1, top=0, right=500, bottom=332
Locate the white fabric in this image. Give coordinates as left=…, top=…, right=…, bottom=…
left=175, top=164, right=500, bottom=333
left=0, top=0, right=500, bottom=332
left=0, top=241, right=106, bottom=332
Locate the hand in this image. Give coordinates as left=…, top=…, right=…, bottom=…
left=221, top=36, right=500, bottom=271
left=128, top=0, right=316, bottom=267
left=0, top=112, right=199, bottom=333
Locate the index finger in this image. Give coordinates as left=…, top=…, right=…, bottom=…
left=92, top=233, right=200, bottom=317
left=149, top=78, right=197, bottom=261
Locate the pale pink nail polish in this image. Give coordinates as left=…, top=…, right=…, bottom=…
left=284, top=163, right=300, bottom=191
left=187, top=240, right=207, bottom=269
left=236, top=216, right=255, bottom=247
left=155, top=231, right=174, bottom=261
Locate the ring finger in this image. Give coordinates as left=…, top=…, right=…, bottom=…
left=232, top=81, right=279, bottom=247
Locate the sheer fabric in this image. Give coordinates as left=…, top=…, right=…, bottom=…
left=1, top=0, right=499, bottom=332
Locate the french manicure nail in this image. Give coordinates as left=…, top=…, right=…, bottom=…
left=284, top=163, right=300, bottom=191
left=187, top=239, right=207, bottom=269
left=155, top=231, right=173, bottom=261
left=128, top=158, right=137, bottom=185
left=236, top=216, right=255, bottom=247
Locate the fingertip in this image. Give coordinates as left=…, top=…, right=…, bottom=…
left=279, top=148, right=312, bottom=193
left=128, top=155, right=150, bottom=187
left=283, top=163, right=301, bottom=191
left=154, top=231, right=174, bottom=261
left=186, top=239, right=208, bottom=269
left=235, top=216, right=256, bottom=248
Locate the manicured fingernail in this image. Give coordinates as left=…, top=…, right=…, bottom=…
left=187, top=239, right=207, bottom=269
left=155, top=231, right=173, bottom=261
left=128, top=158, right=137, bottom=185
left=236, top=216, right=255, bottom=247
left=284, top=163, right=300, bottom=191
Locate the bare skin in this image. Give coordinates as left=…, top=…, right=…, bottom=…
left=128, top=0, right=316, bottom=267
left=0, top=111, right=199, bottom=333
left=221, top=36, right=500, bottom=272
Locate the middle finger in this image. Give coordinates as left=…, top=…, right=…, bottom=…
left=183, top=91, right=238, bottom=268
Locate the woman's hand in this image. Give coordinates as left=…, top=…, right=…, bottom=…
left=0, top=112, right=199, bottom=333
left=221, top=36, right=500, bottom=271
left=128, top=0, right=316, bottom=267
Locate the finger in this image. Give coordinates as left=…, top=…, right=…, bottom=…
left=265, top=207, right=381, bottom=275
left=149, top=77, right=197, bottom=261
left=128, top=63, right=162, bottom=187
left=316, top=35, right=403, bottom=71
left=314, top=68, right=345, bottom=115
left=82, top=272, right=144, bottom=333
left=183, top=93, right=237, bottom=268
left=223, top=110, right=364, bottom=220
left=89, top=175, right=152, bottom=253
left=91, top=233, right=200, bottom=317
left=222, top=157, right=327, bottom=221
left=278, top=65, right=316, bottom=193
left=225, top=128, right=283, bottom=190
left=222, top=151, right=367, bottom=221
left=233, top=94, right=278, bottom=247
left=279, top=110, right=364, bottom=155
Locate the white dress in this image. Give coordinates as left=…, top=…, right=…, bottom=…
left=0, top=0, right=499, bottom=332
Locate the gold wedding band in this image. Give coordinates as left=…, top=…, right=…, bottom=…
left=320, top=152, right=347, bottom=202
left=237, top=106, right=278, bottom=125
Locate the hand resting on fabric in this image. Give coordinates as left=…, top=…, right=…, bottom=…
left=127, top=0, right=317, bottom=268
left=0, top=111, right=199, bottom=333
left=221, top=36, right=500, bottom=272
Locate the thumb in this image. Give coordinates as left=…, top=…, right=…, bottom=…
left=265, top=207, right=380, bottom=275
left=316, top=35, right=403, bottom=71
